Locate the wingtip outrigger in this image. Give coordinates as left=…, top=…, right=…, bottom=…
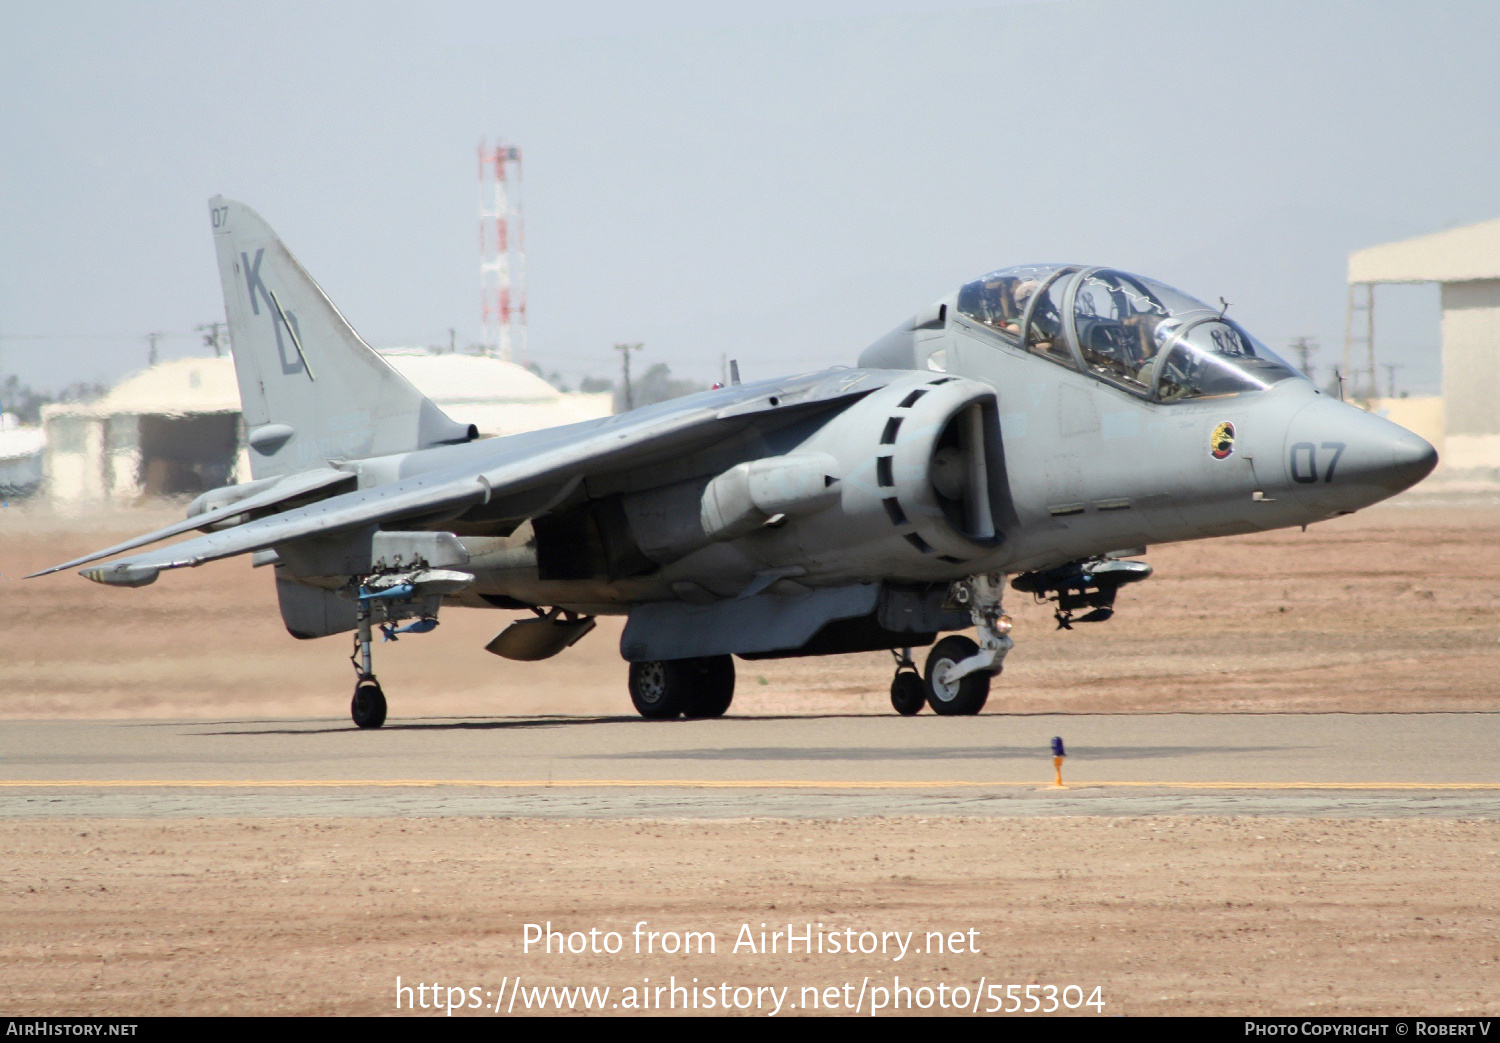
left=79, top=563, right=162, bottom=588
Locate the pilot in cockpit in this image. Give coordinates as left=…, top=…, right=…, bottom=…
left=1001, top=278, right=1035, bottom=337
left=1121, top=311, right=1167, bottom=379
left=1074, top=275, right=1172, bottom=389
left=957, top=265, right=1305, bottom=402
left=959, top=273, right=1040, bottom=340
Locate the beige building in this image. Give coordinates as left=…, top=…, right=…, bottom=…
left=42, top=351, right=612, bottom=504
left=0, top=414, right=46, bottom=497
left=1350, top=218, right=1500, bottom=473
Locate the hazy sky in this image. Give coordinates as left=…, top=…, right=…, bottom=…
left=3, top=0, right=1498, bottom=397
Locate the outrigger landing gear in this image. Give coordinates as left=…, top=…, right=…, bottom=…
left=335, top=535, right=469, bottom=729
left=924, top=573, right=1013, bottom=716
left=349, top=598, right=387, bottom=729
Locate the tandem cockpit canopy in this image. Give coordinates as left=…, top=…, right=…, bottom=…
left=954, top=264, right=1303, bottom=402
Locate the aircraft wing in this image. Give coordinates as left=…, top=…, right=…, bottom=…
left=43, top=369, right=888, bottom=587
left=26, top=467, right=355, bottom=578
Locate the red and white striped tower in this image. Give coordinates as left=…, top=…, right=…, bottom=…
left=478, top=139, right=526, bottom=361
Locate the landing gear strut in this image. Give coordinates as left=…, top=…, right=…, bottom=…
left=334, top=540, right=467, bottom=729
left=924, top=573, right=1012, bottom=716
left=349, top=599, right=387, bottom=729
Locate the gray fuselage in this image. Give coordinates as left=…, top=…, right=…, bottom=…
left=360, top=277, right=1434, bottom=620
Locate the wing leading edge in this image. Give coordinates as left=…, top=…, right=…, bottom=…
left=26, top=467, right=355, bottom=579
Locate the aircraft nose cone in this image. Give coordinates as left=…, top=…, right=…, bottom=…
left=1343, top=410, right=1439, bottom=492
left=1390, top=429, right=1440, bottom=488
left=1285, top=397, right=1438, bottom=503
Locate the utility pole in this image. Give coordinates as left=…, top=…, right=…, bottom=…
left=196, top=322, right=226, bottom=357
left=1288, top=336, right=1317, bottom=384
left=615, top=342, right=644, bottom=411
left=448, top=328, right=456, bottom=354
left=1382, top=363, right=1404, bottom=399
left=1343, top=283, right=1376, bottom=401
left=145, top=331, right=163, bottom=366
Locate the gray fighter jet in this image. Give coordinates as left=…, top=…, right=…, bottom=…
left=31, top=200, right=1438, bottom=727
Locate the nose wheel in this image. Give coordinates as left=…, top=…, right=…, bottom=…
left=924, top=634, right=991, bottom=715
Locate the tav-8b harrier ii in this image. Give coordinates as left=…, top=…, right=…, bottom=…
left=32, top=199, right=1438, bottom=727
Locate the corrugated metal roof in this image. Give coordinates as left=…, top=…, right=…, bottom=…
left=0, top=425, right=46, bottom=462
left=39, top=353, right=612, bottom=438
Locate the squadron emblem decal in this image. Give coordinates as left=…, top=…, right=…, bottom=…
left=1210, top=421, right=1236, bottom=460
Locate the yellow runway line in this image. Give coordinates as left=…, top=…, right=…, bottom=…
left=3, top=779, right=1500, bottom=792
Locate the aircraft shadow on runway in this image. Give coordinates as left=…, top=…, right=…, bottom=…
left=188, top=715, right=643, bottom=736
left=585, top=745, right=1294, bottom=761
left=185, top=713, right=1044, bottom=737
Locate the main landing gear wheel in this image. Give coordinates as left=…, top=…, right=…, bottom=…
left=924, top=635, right=991, bottom=716
left=629, top=656, right=735, bottom=719
left=682, top=655, right=735, bottom=719
left=629, top=661, right=682, bottom=719
left=351, top=678, right=387, bottom=729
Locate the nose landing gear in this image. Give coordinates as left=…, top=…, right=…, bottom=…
left=886, top=574, right=1014, bottom=716
left=927, top=574, right=1012, bottom=715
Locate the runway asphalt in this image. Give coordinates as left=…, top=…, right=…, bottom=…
left=3, top=712, right=1500, bottom=818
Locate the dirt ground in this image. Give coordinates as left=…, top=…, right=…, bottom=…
left=5, top=500, right=1500, bottom=1016
left=2, top=815, right=1497, bottom=1017
left=4, top=499, right=1499, bottom=718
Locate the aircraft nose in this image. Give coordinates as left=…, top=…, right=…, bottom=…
left=1389, top=428, right=1440, bottom=488
left=1285, top=396, right=1438, bottom=500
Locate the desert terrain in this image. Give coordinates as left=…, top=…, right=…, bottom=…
left=4, top=498, right=1500, bottom=719
left=2, top=816, right=1497, bottom=1016
left=3, top=497, right=1499, bottom=1017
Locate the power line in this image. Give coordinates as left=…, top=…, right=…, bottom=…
left=0, top=332, right=194, bottom=342
left=1382, top=362, right=1404, bottom=398
left=195, top=322, right=227, bottom=358
left=1288, top=336, right=1318, bottom=382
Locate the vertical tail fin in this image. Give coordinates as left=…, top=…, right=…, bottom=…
left=209, top=196, right=473, bottom=478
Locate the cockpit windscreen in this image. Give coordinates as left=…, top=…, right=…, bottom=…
left=956, top=265, right=1303, bottom=402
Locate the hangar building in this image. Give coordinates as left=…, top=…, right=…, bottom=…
left=1350, top=218, right=1500, bottom=474
left=42, top=351, right=612, bottom=504
left=0, top=414, right=46, bottom=498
